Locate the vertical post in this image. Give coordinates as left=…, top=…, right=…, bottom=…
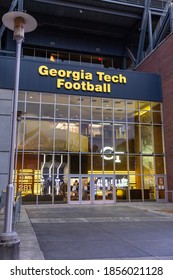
left=2, top=36, right=23, bottom=240
left=0, top=11, right=37, bottom=245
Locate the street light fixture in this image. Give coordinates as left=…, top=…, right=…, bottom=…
left=0, top=11, right=37, bottom=244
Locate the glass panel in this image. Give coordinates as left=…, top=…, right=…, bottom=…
left=24, top=120, right=39, bottom=150
left=92, top=55, right=103, bottom=66
left=114, top=99, right=125, bottom=109
left=81, top=54, right=91, bottom=65
left=40, top=120, right=54, bottom=151
left=92, top=124, right=103, bottom=152
left=141, top=125, right=153, bottom=154
left=94, top=177, right=103, bottom=200
left=153, top=111, right=162, bottom=123
left=105, top=177, right=114, bottom=200
left=18, top=102, right=25, bottom=115
left=103, top=57, right=112, bottom=68
left=70, top=177, right=79, bottom=201
left=93, top=154, right=103, bottom=172
left=59, top=51, right=69, bottom=63
left=81, top=107, right=91, bottom=120
left=114, top=124, right=127, bottom=152
left=55, top=121, right=68, bottom=151
left=27, top=91, right=40, bottom=102
left=128, top=124, right=140, bottom=154
left=127, top=100, right=138, bottom=109
left=70, top=95, right=79, bottom=105
left=127, top=109, right=139, bottom=122
left=103, top=124, right=113, bottom=147
left=26, top=103, right=40, bottom=117
left=81, top=123, right=91, bottom=152
left=155, top=156, right=165, bottom=174
left=140, top=101, right=151, bottom=110
left=140, top=111, right=152, bottom=123
left=69, top=122, right=80, bottom=152
left=82, top=177, right=90, bottom=201
left=104, top=155, right=114, bottom=172
left=41, top=92, right=54, bottom=103
left=103, top=98, right=112, bottom=107
left=23, top=47, right=34, bottom=58
left=56, top=104, right=68, bottom=119
left=19, top=91, right=25, bottom=101
left=92, top=97, right=102, bottom=107
left=130, top=175, right=142, bottom=201
left=154, top=125, right=163, bottom=154
left=143, top=175, right=156, bottom=201
left=115, top=155, right=127, bottom=173
left=81, top=154, right=91, bottom=174
left=69, top=154, right=79, bottom=174
left=114, top=109, right=126, bottom=122
left=41, top=103, right=54, bottom=118
left=81, top=97, right=91, bottom=106
left=56, top=94, right=68, bottom=104
left=116, top=175, right=128, bottom=201
left=129, top=156, right=141, bottom=175
left=92, top=107, right=102, bottom=120
left=103, top=108, right=113, bottom=121
left=151, top=102, right=161, bottom=111
left=70, top=53, right=80, bottom=63
left=70, top=106, right=80, bottom=119
left=142, top=156, right=154, bottom=174
left=35, top=49, right=46, bottom=60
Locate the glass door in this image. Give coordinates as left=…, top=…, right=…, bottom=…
left=82, top=177, right=91, bottom=203
left=156, top=175, right=166, bottom=202
left=69, top=176, right=79, bottom=203
left=91, top=175, right=115, bottom=203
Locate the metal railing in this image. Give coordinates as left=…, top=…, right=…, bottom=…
left=101, top=0, right=168, bottom=10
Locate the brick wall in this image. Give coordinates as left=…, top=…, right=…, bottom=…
left=136, top=33, right=173, bottom=192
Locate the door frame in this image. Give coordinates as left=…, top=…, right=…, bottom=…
left=156, top=175, right=167, bottom=202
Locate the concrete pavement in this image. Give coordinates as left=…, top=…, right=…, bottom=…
left=1, top=202, right=173, bottom=260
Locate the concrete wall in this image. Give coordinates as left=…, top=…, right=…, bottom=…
left=0, top=89, right=12, bottom=192
left=136, top=33, right=173, bottom=191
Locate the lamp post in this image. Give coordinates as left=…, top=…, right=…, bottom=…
left=0, top=11, right=37, bottom=244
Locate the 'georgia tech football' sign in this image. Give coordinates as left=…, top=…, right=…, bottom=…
left=38, top=65, right=127, bottom=94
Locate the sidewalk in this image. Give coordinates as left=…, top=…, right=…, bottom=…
left=0, top=207, right=44, bottom=260
left=1, top=202, right=173, bottom=260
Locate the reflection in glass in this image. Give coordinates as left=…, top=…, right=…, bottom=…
left=140, top=110, right=151, bottom=123
left=128, top=124, right=140, bottom=154
left=56, top=105, right=68, bottom=119
left=114, top=124, right=127, bottom=152
left=23, top=120, right=39, bottom=150
left=55, top=121, right=68, bottom=151
left=81, top=123, right=91, bottom=152
left=40, top=120, right=54, bottom=151
left=69, top=122, right=80, bottom=152
left=82, top=177, right=90, bottom=201
left=142, top=156, right=154, bottom=174
left=92, top=107, right=102, bottom=120
left=92, top=124, right=103, bottom=152
left=129, top=156, right=141, bottom=174
left=41, top=103, right=54, bottom=118
left=26, top=103, right=40, bottom=117
left=141, top=125, right=153, bottom=154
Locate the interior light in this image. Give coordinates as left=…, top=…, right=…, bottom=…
left=50, top=54, right=55, bottom=62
